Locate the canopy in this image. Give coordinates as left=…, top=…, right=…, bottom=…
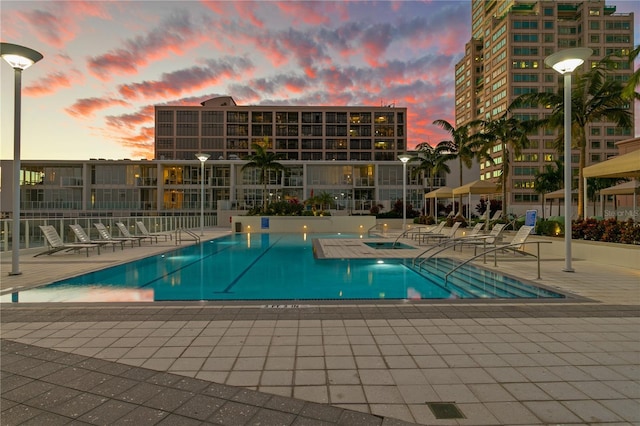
left=424, top=186, right=453, bottom=199
left=583, top=150, right=640, bottom=178
left=545, top=189, right=577, bottom=200
left=452, top=180, right=499, bottom=196
left=600, top=180, right=639, bottom=195
left=452, top=180, right=499, bottom=221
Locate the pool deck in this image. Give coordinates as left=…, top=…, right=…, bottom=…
left=1, top=228, right=639, bottom=425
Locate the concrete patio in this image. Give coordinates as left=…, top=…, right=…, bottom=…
left=1, top=228, right=638, bottom=425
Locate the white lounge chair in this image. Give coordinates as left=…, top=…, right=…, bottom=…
left=421, top=221, right=461, bottom=244
left=136, top=221, right=172, bottom=241
left=70, top=224, right=124, bottom=252
left=116, top=222, right=156, bottom=244
left=94, top=223, right=140, bottom=247
left=35, top=225, right=100, bottom=257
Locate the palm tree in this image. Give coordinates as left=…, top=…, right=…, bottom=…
left=241, top=143, right=285, bottom=212
left=432, top=120, right=481, bottom=187
left=316, top=191, right=334, bottom=212
left=476, top=112, right=531, bottom=219
left=412, top=142, right=450, bottom=216
left=515, top=66, right=632, bottom=219
left=621, top=45, right=640, bottom=101
left=533, top=160, right=563, bottom=219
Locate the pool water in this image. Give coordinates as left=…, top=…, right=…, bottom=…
left=4, top=233, right=564, bottom=303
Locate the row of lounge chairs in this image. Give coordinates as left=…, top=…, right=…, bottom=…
left=35, top=222, right=173, bottom=257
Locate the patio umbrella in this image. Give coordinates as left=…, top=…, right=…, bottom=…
left=600, top=180, right=639, bottom=218
left=424, top=187, right=453, bottom=223
left=452, top=180, right=499, bottom=221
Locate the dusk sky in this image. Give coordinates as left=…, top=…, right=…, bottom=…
left=1, top=1, right=639, bottom=161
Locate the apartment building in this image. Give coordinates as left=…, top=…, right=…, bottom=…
left=456, top=0, right=634, bottom=213
left=0, top=158, right=479, bottom=219
left=155, top=96, right=407, bottom=162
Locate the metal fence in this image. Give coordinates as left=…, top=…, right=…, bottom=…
left=0, top=214, right=218, bottom=252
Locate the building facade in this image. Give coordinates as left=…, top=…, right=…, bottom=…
left=1, top=158, right=479, bottom=219
left=456, top=0, right=634, bottom=213
left=155, top=96, right=408, bottom=162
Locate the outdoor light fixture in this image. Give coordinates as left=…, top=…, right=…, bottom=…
left=398, top=154, right=412, bottom=232
left=545, top=47, right=592, bottom=272
left=1, top=42, right=43, bottom=276
left=195, top=153, right=210, bottom=236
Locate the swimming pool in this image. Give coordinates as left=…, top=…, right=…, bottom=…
left=5, top=233, right=564, bottom=303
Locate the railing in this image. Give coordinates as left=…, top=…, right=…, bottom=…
left=0, top=214, right=217, bottom=252
left=176, top=228, right=200, bottom=245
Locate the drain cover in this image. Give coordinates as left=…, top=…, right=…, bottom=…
left=426, top=402, right=465, bottom=419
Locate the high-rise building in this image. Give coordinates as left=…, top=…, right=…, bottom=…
left=154, top=96, right=407, bottom=162
left=455, top=0, right=634, bottom=214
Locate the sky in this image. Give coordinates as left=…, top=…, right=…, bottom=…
left=1, top=1, right=639, bottom=161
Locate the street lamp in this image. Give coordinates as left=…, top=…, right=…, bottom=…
left=1, top=42, right=43, bottom=276
left=545, top=47, right=592, bottom=273
left=195, top=153, right=210, bottom=236
left=398, top=154, right=412, bottom=232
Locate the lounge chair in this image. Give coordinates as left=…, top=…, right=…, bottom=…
left=421, top=221, right=461, bottom=244
left=35, top=225, right=100, bottom=257
left=456, top=222, right=507, bottom=254
left=136, top=221, right=172, bottom=241
left=94, top=223, right=140, bottom=247
left=69, top=224, right=124, bottom=252
left=116, top=222, right=156, bottom=244
left=412, top=222, right=446, bottom=241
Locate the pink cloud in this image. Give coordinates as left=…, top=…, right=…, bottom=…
left=117, top=57, right=253, bottom=101
left=87, top=10, right=207, bottom=80
left=23, top=70, right=83, bottom=97
left=13, top=2, right=110, bottom=49
left=66, top=97, right=130, bottom=118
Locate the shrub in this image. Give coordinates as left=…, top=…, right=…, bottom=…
left=414, top=215, right=435, bottom=225
left=572, top=218, right=639, bottom=244
left=446, top=214, right=468, bottom=228
left=536, top=219, right=563, bottom=236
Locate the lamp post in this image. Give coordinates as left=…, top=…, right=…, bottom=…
left=398, top=154, right=411, bottom=232
left=195, top=153, right=210, bottom=236
left=545, top=47, right=592, bottom=273
left=1, top=43, right=43, bottom=276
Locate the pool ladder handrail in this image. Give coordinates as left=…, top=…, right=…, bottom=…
left=175, top=228, right=201, bottom=245
left=443, top=240, right=551, bottom=284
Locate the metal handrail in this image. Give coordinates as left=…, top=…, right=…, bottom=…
left=444, top=241, right=552, bottom=283
left=175, top=228, right=201, bottom=245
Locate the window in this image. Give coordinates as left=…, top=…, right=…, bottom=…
left=543, top=7, right=553, bottom=16
left=589, top=8, right=600, bottom=16
left=512, top=60, right=538, bottom=69
left=513, top=74, right=538, bottom=82
left=591, top=128, right=601, bottom=136
left=157, top=110, right=173, bottom=123
left=591, top=140, right=601, bottom=149
left=605, top=21, right=631, bottom=30
left=590, top=21, right=600, bottom=30
left=544, top=21, right=554, bottom=29
left=275, top=112, right=298, bottom=123
left=513, top=21, right=538, bottom=29
left=513, top=47, right=538, bottom=55
left=302, top=112, right=323, bottom=123
left=157, top=123, right=173, bottom=136
left=590, top=35, right=600, bottom=43
left=251, top=112, right=272, bottom=123
left=605, top=35, right=631, bottom=43
left=176, top=111, right=198, bottom=123
left=202, top=111, right=223, bottom=123
left=558, top=26, right=576, bottom=35
left=544, top=34, right=554, bottom=43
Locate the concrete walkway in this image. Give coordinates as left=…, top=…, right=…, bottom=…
left=1, top=228, right=639, bottom=425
